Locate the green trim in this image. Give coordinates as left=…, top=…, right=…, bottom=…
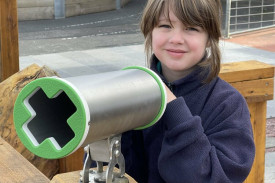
left=13, top=77, right=87, bottom=159
left=123, top=66, right=166, bottom=130
left=157, top=61, right=162, bottom=74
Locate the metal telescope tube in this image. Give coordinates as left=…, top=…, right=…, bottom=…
left=13, top=66, right=166, bottom=159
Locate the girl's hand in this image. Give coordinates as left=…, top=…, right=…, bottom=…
left=165, top=85, right=176, bottom=103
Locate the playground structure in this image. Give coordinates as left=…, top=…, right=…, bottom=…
left=0, top=1, right=275, bottom=183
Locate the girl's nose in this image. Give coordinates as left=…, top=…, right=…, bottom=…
left=168, top=30, right=185, bottom=45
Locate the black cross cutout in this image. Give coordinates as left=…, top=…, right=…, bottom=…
left=27, top=88, right=76, bottom=148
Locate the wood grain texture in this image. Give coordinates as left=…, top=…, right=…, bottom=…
left=0, top=137, right=50, bottom=183
left=59, top=148, right=84, bottom=173
left=244, top=102, right=267, bottom=183
left=0, top=64, right=60, bottom=179
left=220, top=60, right=275, bottom=83
left=0, top=0, right=19, bottom=81
left=230, top=78, right=274, bottom=102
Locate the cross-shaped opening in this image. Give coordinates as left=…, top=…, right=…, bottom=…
left=26, top=88, right=76, bottom=149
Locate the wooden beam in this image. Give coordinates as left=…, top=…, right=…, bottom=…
left=220, top=60, right=275, bottom=83
left=230, top=78, right=274, bottom=103
left=220, top=60, right=275, bottom=103
left=0, top=0, right=19, bottom=82
left=0, top=137, right=50, bottom=182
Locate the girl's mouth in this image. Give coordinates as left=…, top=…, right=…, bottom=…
left=166, top=49, right=186, bottom=57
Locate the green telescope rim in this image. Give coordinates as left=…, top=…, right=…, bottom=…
left=123, top=66, right=167, bottom=130
left=13, top=77, right=89, bottom=159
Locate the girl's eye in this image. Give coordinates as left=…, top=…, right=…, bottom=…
left=159, top=24, right=171, bottom=29
left=186, top=27, right=199, bottom=32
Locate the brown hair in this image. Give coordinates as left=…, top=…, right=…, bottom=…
left=140, top=0, right=222, bottom=83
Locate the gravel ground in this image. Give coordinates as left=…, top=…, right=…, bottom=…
left=266, top=118, right=275, bottom=152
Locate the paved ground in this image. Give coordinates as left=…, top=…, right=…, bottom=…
left=225, top=27, right=275, bottom=53
left=18, top=0, right=146, bottom=56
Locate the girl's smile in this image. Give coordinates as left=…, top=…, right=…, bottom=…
left=165, top=48, right=186, bottom=58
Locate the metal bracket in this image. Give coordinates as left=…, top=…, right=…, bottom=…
left=80, top=134, right=128, bottom=183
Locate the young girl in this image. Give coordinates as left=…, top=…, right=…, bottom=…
left=121, top=0, right=255, bottom=182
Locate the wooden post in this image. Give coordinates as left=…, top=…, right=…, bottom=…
left=0, top=0, right=19, bottom=82
left=220, top=60, right=275, bottom=183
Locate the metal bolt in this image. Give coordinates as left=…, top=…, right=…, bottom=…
left=115, top=150, right=120, bottom=157
left=84, top=146, right=89, bottom=152
left=115, top=140, right=120, bottom=147
left=266, top=82, right=269, bottom=86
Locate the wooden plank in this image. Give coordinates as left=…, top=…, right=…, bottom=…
left=230, top=78, right=274, bottom=103
left=0, top=0, right=19, bottom=82
left=50, top=171, right=80, bottom=183
left=220, top=60, right=275, bottom=83
left=0, top=137, right=50, bottom=183
left=244, top=102, right=267, bottom=183
left=51, top=167, right=137, bottom=183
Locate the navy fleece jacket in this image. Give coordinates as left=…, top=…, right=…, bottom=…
left=121, top=57, right=255, bottom=183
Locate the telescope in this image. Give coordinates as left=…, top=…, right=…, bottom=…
left=13, top=66, right=167, bottom=183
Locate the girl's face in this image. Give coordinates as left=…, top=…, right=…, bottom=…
left=152, top=10, right=209, bottom=81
